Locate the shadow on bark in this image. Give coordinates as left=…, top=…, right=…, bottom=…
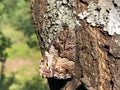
left=76, top=83, right=88, bottom=90
left=48, top=78, right=72, bottom=90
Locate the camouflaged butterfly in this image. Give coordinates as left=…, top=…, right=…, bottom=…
left=39, top=29, right=75, bottom=79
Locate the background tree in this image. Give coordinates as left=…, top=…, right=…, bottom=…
left=0, top=31, right=11, bottom=80
left=0, top=0, right=11, bottom=80
left=31, top=0, right=120, bottom=90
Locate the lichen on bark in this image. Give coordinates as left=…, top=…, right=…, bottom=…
left=42, top=0, right=77, bottom=48
left=78, top=0, right=120, bottom=35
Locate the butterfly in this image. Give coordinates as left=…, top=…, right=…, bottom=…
left=39, top=29, right=75, bottom=79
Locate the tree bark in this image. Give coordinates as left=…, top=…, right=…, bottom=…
left=30, top=0, right=120, bottom=90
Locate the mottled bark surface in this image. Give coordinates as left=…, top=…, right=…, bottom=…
left=31, top=0, right=120, bottom=90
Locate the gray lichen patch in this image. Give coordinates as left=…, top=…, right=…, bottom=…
left=78, top=0, right=120, bottom=35
left=41, top=0, right=77, bottom=48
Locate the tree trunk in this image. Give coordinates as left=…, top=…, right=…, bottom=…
left=0, top=62, right=5, bottom=80
left=30, top=0, right=120, bottom=90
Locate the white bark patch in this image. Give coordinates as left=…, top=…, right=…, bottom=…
left=78, top=0, right=120, bottom=35
left=42, top=0, right=77, bottom=48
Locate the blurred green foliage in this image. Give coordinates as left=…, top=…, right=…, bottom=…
left=0, top=66, right=49, bottom=90
left=1, top=0, right=38, bottom=49
left=0, top=0, right=49, bottom=90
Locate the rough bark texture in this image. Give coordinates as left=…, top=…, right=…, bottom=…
left=31, top=0, right=120, bottom=90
